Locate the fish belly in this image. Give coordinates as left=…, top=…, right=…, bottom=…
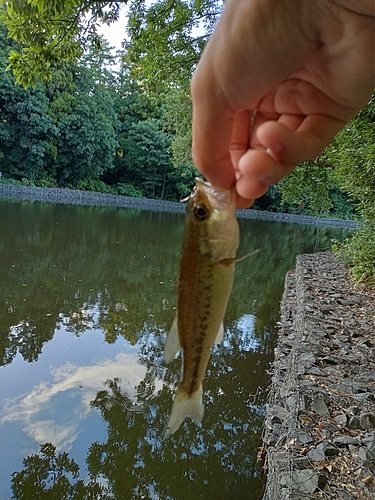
left=180, top=259, right=234, bottom=394
left=164, top=259, right=234, bottom=438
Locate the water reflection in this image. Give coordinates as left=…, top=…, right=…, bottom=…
left=0, top=199, right=350, bottom=499
left=2, top=348, right=148, bottom=450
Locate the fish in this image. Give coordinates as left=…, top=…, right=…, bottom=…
left=164, top=178, right=240, bottom=439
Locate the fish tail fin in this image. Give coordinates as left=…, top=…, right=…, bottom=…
left=164, top=385, right=204, bottom=439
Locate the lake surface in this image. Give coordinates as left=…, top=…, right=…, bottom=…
left=0, top=199, right=350, bottom=499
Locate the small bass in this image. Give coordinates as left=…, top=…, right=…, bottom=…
left=164, top=178, right=240, bottom=438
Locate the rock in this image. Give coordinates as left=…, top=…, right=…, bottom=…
left=360, top=412, right=375, bottom=429
left=293, top=457, right=310, bottom=470
left=271, top=407, right=288, bottom=423
left=283, top=469, right=325, bottom=495
left=320, top=355, right=340, bottom=365
left=362, top=432, right=375, bottom=451
left=334, top=414, right=348, bottom=426
left=358, top=446, right=375, bottom=462
left=296, top=430, right=314, bottom=445
left=306, top=366, right=326, bottom=376
left=272, top=451, right=291, bottom=470
left=263, top=252, right=375, bottom=500
left=347, top=416, right=361, bottom=430
left=307, top=447, right=326, bottom=461
left=321, top=421, right=340, bottom=433
left=317, top=442, right=339, bottom=457
left=286, top=395, right=298, bottom=410
left=299, top=395, right=311, bottom=411
left=310, top=396, right=330, bottom=416
left=338, top=296, right=362, bottom=306
left=339, top=379, right=366, bottom=392
left=323, top=366, right=345, bottom=378
left=354, top=392, right=375, bottom=403
left=340, top=353, right=362, bottom=364
left=320, top=428, right=333, bottom=439
left=298, top=352, right=316, bottom=364
left=333, top=435, right=360, bottom=446
left=347, top=405, right=360, bottom=416
left=335, top=489, right=355, bottom=500
left=272, top=423, right=282, bottom=438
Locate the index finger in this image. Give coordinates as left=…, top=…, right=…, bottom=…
left=191, top=82, right=237, bottom=190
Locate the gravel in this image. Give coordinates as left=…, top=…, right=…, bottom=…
left=0, top=184, right=358, bottom=229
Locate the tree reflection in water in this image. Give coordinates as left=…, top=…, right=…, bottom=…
left=11, top=442, right=111, bottom=498
left=1, top=199, right=351, bottom=499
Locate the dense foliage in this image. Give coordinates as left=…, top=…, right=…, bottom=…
left=0, top=21, right=198, bottom=200
left=327, top=100, right=375, bottom=284
left=0, top=1, right=374, bottom=282
left=279, top=97, right=375, bottom=284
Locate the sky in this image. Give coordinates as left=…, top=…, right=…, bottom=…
left=96, top=3, right=206, bottom=53
left=96, top=6, right=129, bottom=51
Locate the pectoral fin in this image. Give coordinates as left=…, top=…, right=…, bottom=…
left=164, top=314, right=181, bottom=364
left=219, top=249, right=260, bottom=266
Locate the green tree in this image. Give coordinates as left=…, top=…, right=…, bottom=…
left=163, top=87, right=199, bottom=197
left=125, top=0, right=221, bottom=90
left=115, top=118, right=171, bottom=199
left=0, top=23, right=120, bottom=187
left=1, top=0, right=217, bottom=197
left=0, top=81, right=58, bottom=183
left=124, top=0, right=221, bottom=190
left=108, top=61, right=196, bottom=199
left=278, top=158, right=354, bottom=219
left=0, top=0, right=123, bottom=87
left=49, top=39, right=119, bottom=186
left=0, top=23, right=58, bottom=183
left=326, top=96, right=375, bottom=284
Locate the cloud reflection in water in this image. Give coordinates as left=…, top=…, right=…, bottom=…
left=0, top=352, right=159, bottom=451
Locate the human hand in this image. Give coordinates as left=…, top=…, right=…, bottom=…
left=191, top=0, right=375, bottom=208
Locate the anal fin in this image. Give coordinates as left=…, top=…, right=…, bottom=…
left=164, top=314, right=181, bottom=364
left=215, top=322, right=224, bottom=344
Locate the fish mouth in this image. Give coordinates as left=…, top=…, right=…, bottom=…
left=193, top=178, right=236, bottom=212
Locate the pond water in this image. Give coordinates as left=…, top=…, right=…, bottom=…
left=0, top=199, right=351, bottom=499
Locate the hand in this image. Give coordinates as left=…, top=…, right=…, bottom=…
left=191, top=0, right=375, bottom=208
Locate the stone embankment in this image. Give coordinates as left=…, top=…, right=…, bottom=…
left=0, top=184, right=358, bottom=229
left=263, top=251, right=375, bottom=499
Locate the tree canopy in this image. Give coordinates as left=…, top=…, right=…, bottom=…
left=0, top=0, right=124, bottom=86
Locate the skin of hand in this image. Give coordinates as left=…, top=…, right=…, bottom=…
left=191, top=0, right=375, bottom=208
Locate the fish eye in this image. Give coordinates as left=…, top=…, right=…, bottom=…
left=194, top=204, right=209, bottom=221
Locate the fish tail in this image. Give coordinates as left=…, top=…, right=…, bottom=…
left=164, top=385, right=204, bottom=439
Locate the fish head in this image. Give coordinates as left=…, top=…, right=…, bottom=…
left=185, top=178, right=239, bottom=261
